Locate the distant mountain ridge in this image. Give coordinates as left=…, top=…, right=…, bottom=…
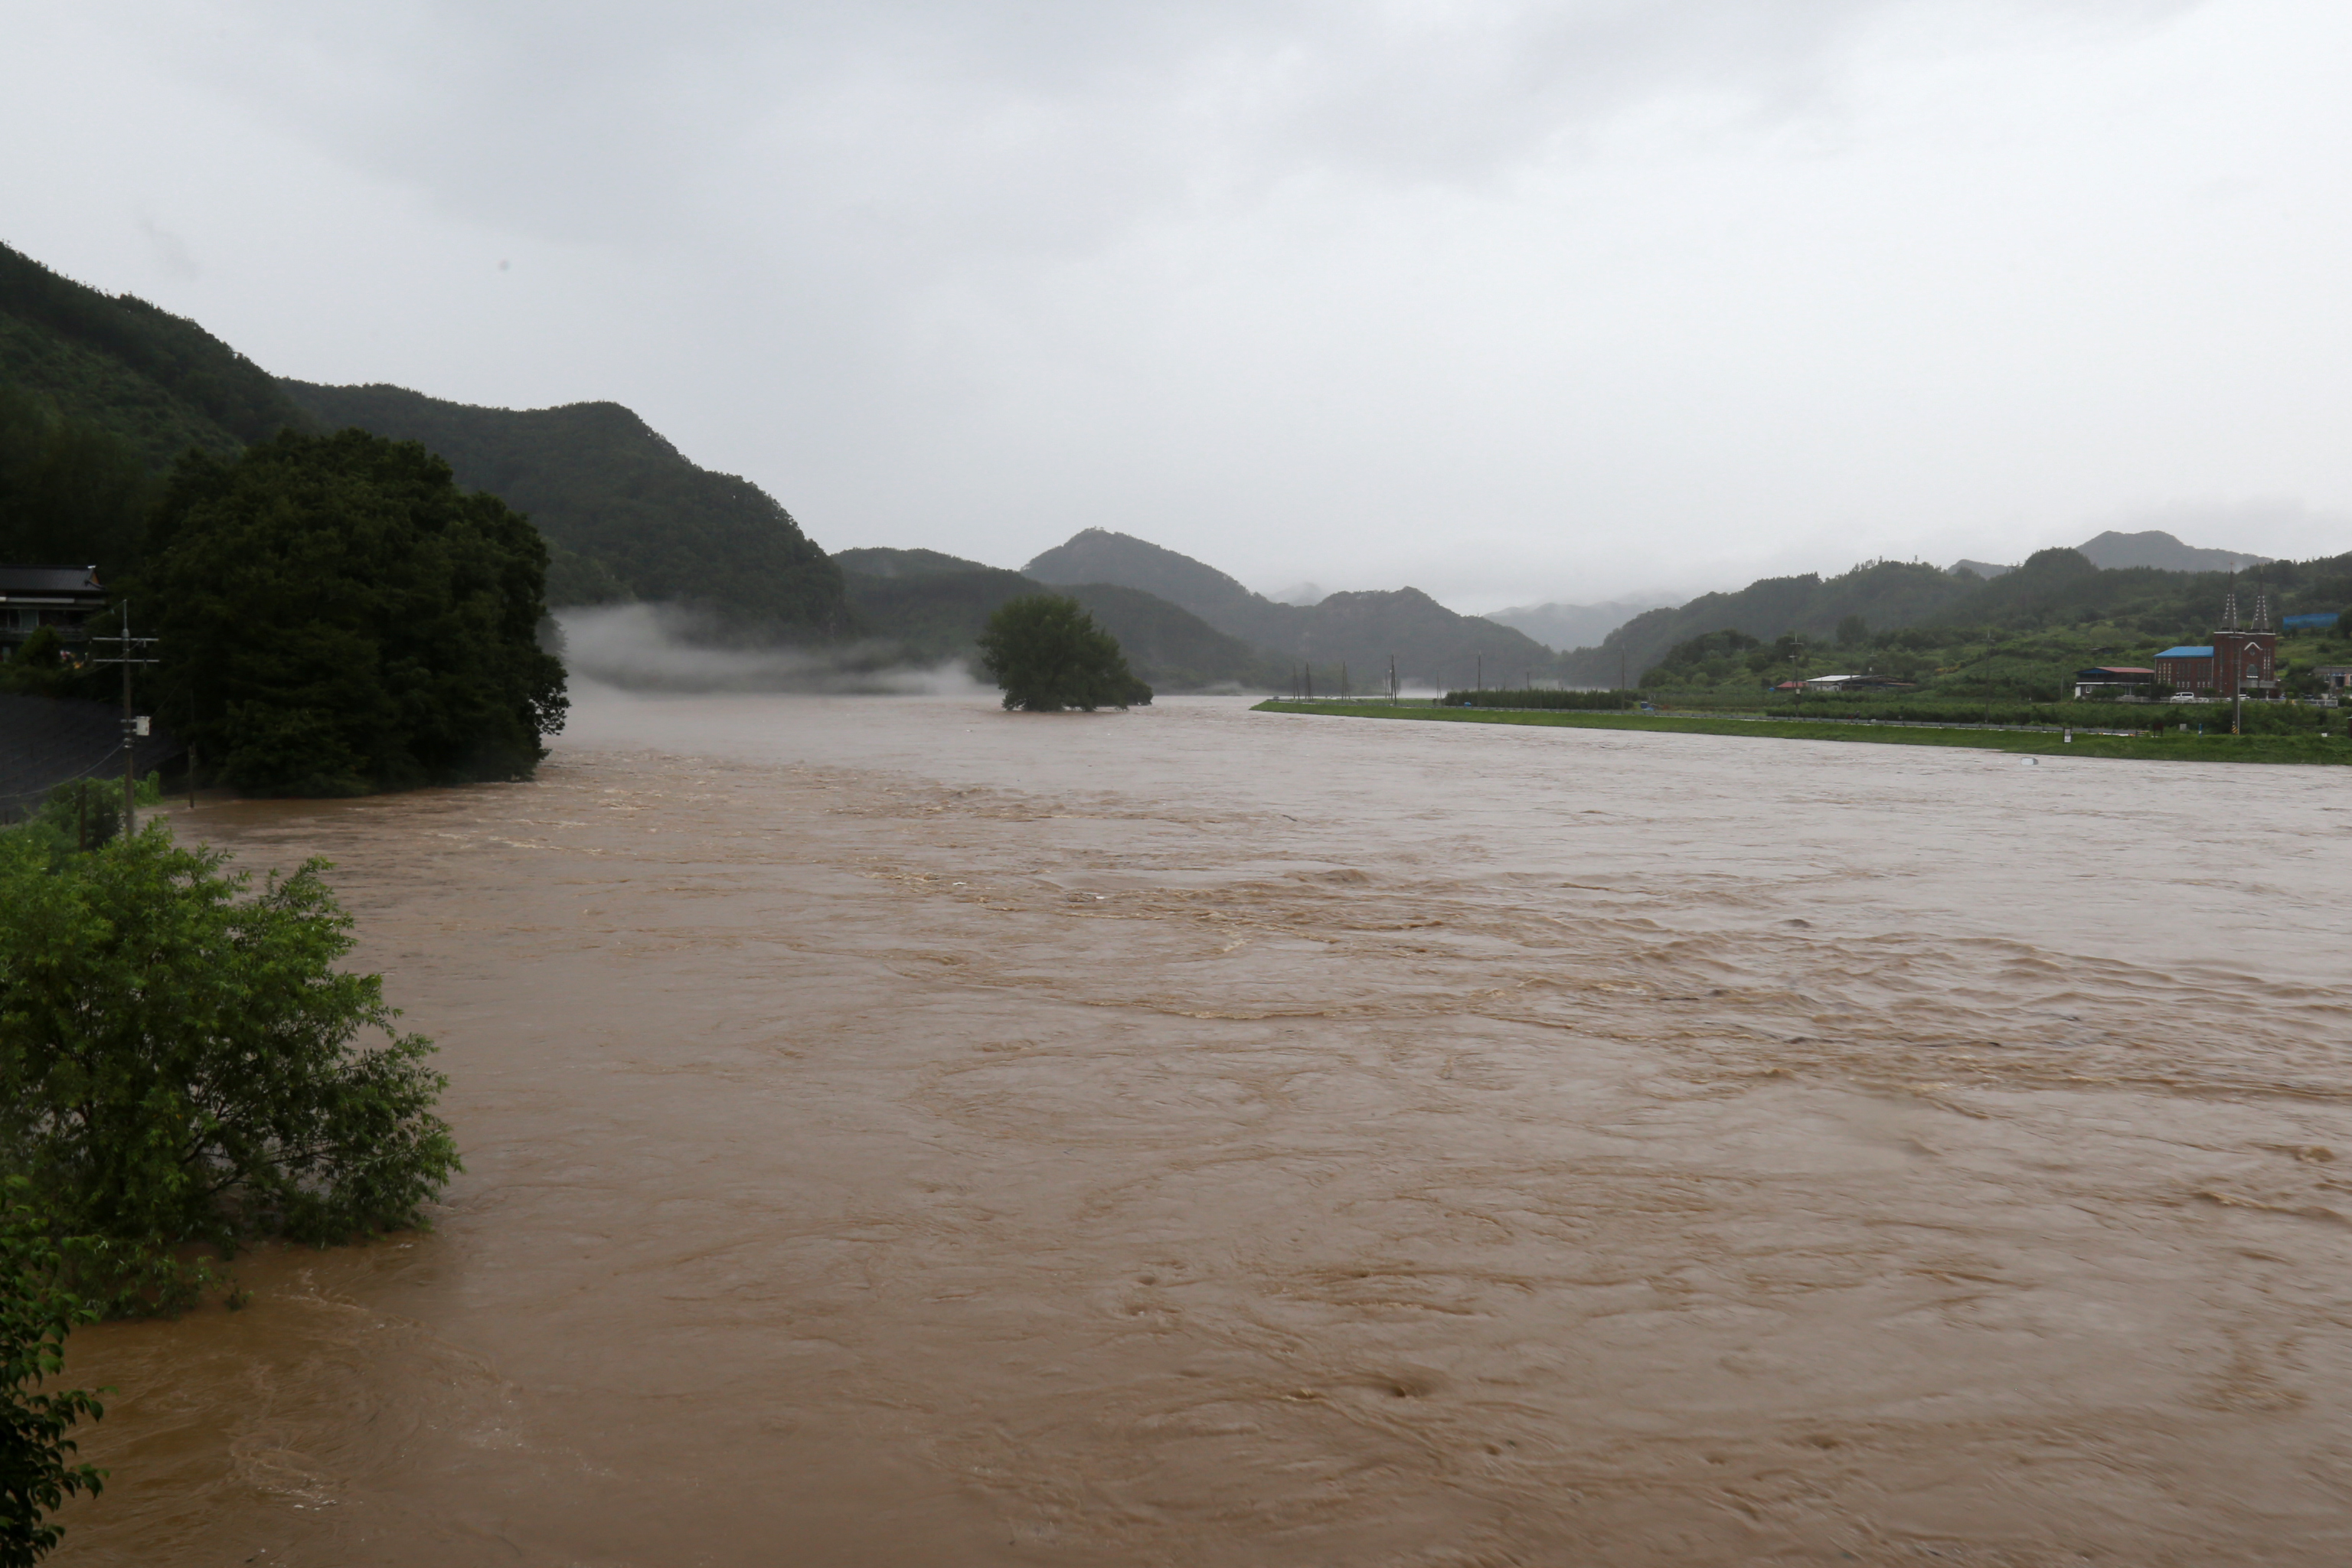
left=1951, top=530, right=2271, bottom=583
left=2073, top=529, right=2272, bottom=573
left=1484, top=598, right=1668, bottom=653
left=1024, top=528, right=1550, bottom=688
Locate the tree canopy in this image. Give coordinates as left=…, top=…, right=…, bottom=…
left=975, top=594, right=1152, bottom=712
left=145, top=429, right=567, bottom=795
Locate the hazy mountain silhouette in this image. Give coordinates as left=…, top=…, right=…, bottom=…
left=1485, top=599, right=1669, bottom=652
left=2072, top=529, right=2271, bottom=573
left=1023, top=527, right=1551, bottom=688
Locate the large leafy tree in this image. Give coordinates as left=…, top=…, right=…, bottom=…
left=145, top=428, right=567, bottom=795
left=975, top=594, right=1152, bottom=712
left=0, top=828, right=459, bottom=1305
left=0, top=1182, right=103, bottom=1567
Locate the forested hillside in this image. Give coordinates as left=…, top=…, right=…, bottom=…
left=1024, top=528, right=1553, bottom=688
left=0, top=242, right=312, bottom=469
left=838, top=547, right=1282, bottom=691
left=1024, top=528, right=1278, bottom=639
left=1563, top=559, right=1979, bottom=684
left=283, top=382, right=847, bottom=637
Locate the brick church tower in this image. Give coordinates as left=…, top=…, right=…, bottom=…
left=2212, top=586, right=2279, bottom=699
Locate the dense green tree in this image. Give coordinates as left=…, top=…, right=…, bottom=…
left=0, top=1181, right=104, bottom=1567
left=145, top=429, right=566, bottom=795
left=975, top=594, right=1152, bottom=712
left=0, top=829, right=458, bottom=1308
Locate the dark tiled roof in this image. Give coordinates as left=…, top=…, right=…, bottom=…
left=0, top=565, right=103, bottom=597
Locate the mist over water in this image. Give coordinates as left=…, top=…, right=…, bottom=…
left=555, top=603, right=991, bottom=694
left=51, top=694, right=2352, bottom=1566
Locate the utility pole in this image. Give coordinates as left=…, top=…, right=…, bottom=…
left=1475, top=654, right=1482, bottom=692
left=1388, top=654, right=1397, bottom=705
left=90, top=601, right=158, bottom=838
left=1619, top=646, right=1627, bottom=692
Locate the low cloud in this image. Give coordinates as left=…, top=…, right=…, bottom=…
left=555, top=603, right=991, bottom=695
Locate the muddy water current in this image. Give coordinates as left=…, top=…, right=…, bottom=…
left=49, top=693, right=2352, bottom=1565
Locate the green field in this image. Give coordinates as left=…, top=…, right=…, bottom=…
left=1252, top=700, right=2352, bottom=766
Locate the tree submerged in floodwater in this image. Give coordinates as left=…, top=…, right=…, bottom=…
left=976, top=593, right=1152, bottom=712
left=0, top=827, right=459, bottom=1315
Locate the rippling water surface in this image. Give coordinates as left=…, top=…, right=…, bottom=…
left=51, top=692, right=2352, bottom=1565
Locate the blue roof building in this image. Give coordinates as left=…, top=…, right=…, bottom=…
left=2283, top=612, right=2339, bottom=632
left=2157, top=645, right=2213, bottom=659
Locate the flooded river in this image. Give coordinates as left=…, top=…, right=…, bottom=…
left=51, top=692, right=2352, bottom=1565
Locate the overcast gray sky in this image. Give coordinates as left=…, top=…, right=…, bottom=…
left=7, top=0, right=2349, bottom=609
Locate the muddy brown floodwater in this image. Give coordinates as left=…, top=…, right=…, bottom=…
left=46, top=693, right=2352, bottom=1566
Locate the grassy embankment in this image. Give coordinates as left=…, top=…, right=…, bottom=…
left=1253, top=699, right=2352, bottom=766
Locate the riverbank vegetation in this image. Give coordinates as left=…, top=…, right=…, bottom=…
left=1255, top=700, right=2352, bottom=766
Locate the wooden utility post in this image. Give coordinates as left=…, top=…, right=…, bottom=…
left=90, top=601, right=158, bottom=837
left=1388, top=654, right=1397, bottom=704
